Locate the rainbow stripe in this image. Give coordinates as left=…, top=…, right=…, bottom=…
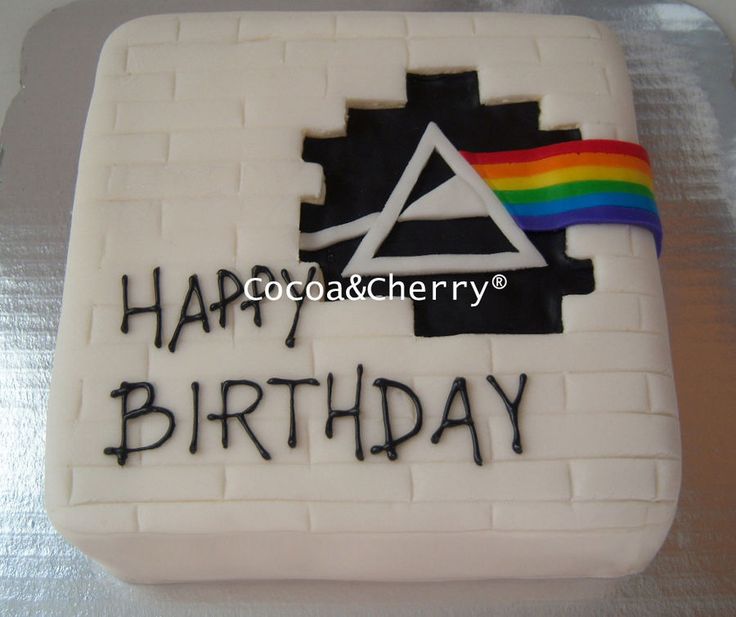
left=461, top=140, right=662, bottom=254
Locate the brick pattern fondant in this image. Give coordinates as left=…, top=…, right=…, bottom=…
left=46, top=12, right=679, bottom=582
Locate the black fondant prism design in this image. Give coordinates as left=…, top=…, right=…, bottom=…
left=300, top=72, right=594, bottom=335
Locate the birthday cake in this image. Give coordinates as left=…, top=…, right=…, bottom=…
left=45, top=11, right=680, bottom=582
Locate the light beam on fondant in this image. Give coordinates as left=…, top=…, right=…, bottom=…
left=462, top=139, right=662, bottom=253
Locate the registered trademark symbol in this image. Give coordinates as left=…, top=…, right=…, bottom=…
left=492, top=274, right=507, bottom=290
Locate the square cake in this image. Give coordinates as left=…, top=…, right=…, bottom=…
left=45, top=11, right=680, bottom=582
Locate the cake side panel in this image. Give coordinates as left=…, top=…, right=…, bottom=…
left=55, top=527, right=674, bottom=583
left=45, top=11, right=679, bottom=581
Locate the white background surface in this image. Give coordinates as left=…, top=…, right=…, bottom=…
left=0, top=0, right=735, bottom=131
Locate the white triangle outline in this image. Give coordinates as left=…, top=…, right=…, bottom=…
left=342, top=122, right=547, bottom=277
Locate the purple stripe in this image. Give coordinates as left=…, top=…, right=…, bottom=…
left=513, top=206, right=663, bottom=255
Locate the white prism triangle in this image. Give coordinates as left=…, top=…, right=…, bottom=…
left=342, top=122, right=547, bottom=276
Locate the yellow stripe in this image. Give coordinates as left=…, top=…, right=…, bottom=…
left=484, top=166, right=653, bottom=192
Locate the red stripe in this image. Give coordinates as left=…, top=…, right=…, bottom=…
left=459, top=140, right=650, bottom=166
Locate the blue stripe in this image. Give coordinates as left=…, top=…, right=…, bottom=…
left=502, top=192, right=657, bottom=217
left=512, top=206, right=663, bottom=255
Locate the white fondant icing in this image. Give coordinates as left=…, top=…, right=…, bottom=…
left=299, top=212, right=378, bottom=251
left=45, top=11, right=679, bottom=583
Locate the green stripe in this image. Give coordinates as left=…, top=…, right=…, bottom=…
left=495, top=180, right=654, bottom=205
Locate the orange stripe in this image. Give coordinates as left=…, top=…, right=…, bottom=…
left=471, top=152, right=651, bottom=180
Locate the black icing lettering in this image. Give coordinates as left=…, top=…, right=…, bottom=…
left=325, top=364, right=364, bottom=461
left=189, top=381, right=200, bottom=454
left=370, top=378, right=423, bottom=461
left=207, top=380, right=270, bottom=460
left=281, top=266, right=317, bottom=348
left=240, top=265, right=275, bottom=327
left=267, top=377, right=320, bottom=448
left=486, top=373, right=527, bottom=455
left=104, top=381, right=174, bottom=466
left=168, top=274, right=210, bottom=353
left=120, top=267, right=162, bottom=348
left=209, top=269, right=244, bottom=328
left=281, top=266, right=317, bottom=347
left=431, top=377, right=482, bottom=466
